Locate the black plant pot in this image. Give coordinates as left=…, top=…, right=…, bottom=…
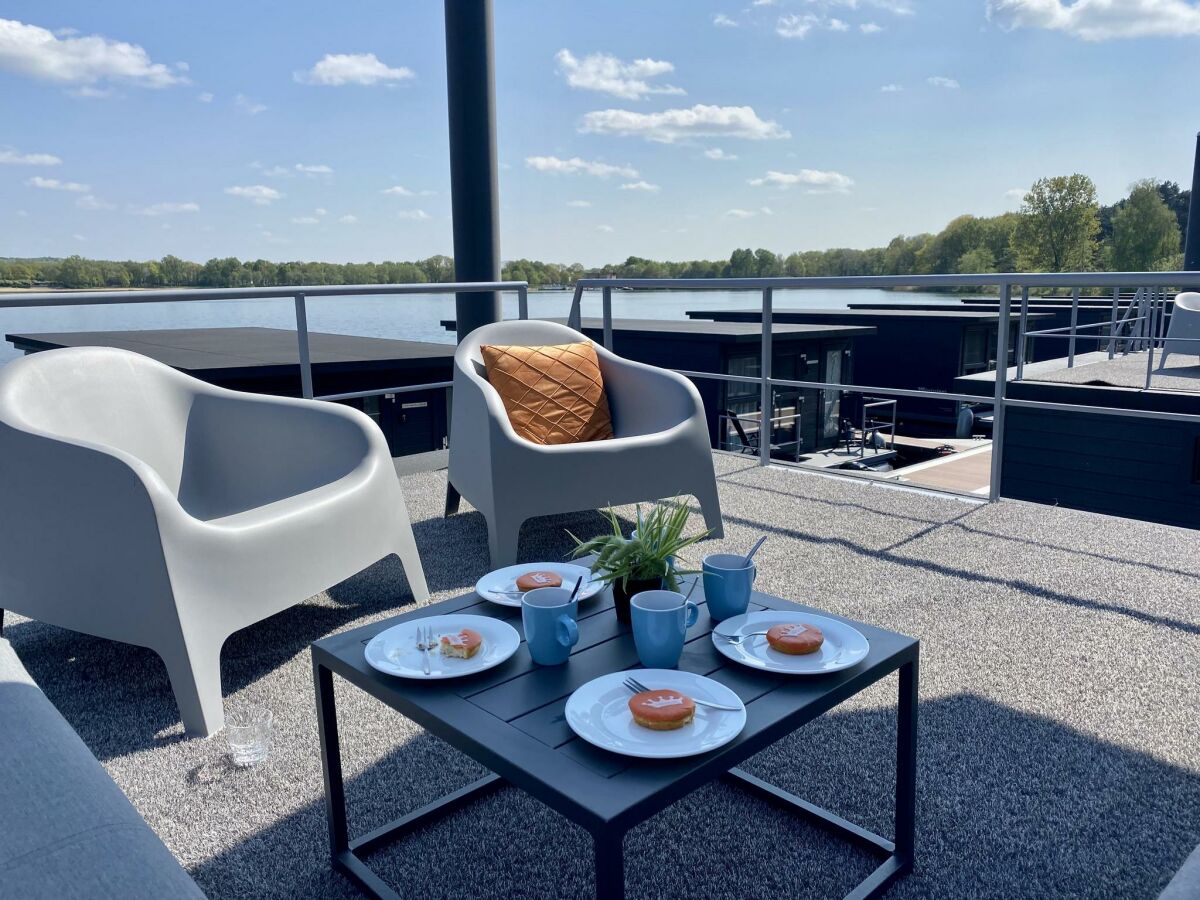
left=612, top=576, right=663, bottom=624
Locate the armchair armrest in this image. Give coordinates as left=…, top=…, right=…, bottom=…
left=598, top=351, right=703, bottom=439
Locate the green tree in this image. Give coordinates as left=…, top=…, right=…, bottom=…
left=1110, top=179, right=1181, bottom=271
left=1013, top=174, right=1100, bottom=272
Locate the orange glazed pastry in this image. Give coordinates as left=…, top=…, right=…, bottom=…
left=516, top=571, right=563, bottom=592
left=766, top=623, right=824, bottom=655
left=439, top=627, right=483, bottom=659
left=628, top=689, right=696, bottom=731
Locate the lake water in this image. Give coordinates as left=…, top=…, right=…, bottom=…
left=0, top=288, right=965, bottom=365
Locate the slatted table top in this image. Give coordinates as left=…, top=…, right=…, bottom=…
left=312, top=575, right=917, bottom=833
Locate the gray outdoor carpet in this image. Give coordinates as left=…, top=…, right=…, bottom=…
left=6, top=454, right=1200, bottom=899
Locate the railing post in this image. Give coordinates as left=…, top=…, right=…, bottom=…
left=601, top=286, right=613, bottom=351
left=294, top=292, right=314, bottom=399
left=568, top=284, right=583, bottom=330
left=1016, top=285, right=1030, bottom=381
left=1145, top=286, right=1160, bottom=389
left=759, top=287, right=774, bottom=467
left=517, top=285, right=528, bottom=320
left=1107, top=287, right=1120, bottom=358
left=1067, top=287, right=1080, bottom=367
left=989, top=282, right=1011, bottom=502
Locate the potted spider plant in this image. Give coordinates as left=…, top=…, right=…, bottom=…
left=570, top=499, right=710, bottom=623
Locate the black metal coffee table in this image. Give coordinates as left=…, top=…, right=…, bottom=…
left=311, top=584, right=918, bottom=899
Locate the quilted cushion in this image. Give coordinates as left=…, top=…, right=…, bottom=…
left=480, top=342, right=614, bottom=445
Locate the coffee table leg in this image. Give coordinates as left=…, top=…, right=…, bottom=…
left=593, top=829, right=626, bottom=899
left=894, top=653, right=918, bottom=870
left=314, top=661, right=349, bottom=860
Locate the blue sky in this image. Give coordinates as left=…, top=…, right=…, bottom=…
left=2, top=0, right=1199, bottom=266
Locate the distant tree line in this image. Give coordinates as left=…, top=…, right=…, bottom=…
left=0, top=176, right=1189, bottom=291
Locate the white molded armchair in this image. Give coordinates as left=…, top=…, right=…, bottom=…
left=1159, top=292, right=1200, bottom=368
left=448, top=320, right=723, bottom=568
left=0, top=347, right=428, bottom=736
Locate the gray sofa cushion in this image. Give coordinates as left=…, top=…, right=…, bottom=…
left=0, top=638, right=205, bottom=899
left=1162, top=845, right=1200, bottom=899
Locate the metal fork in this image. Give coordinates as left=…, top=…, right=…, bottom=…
left=712, top=630, right=770, bottom=646
left=623, top=675, right=741, bottom=712
left=419, top=625, right=432, bottom=675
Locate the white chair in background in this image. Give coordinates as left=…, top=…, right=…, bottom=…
left=0, top=347, right=428, bottom=736
left=1159, top=291, right=1200, bottom=368
left=447, top=320, right=723, bottom=568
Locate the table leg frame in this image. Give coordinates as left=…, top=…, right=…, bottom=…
left=724, top=655, right=919, bottom=900
left=314, top=653, right=917, bottom=900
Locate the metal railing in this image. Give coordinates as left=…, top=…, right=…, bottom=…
left=0, top=281, right=529, bottom=402
left=569, top=272, right=1200, bottom=501
left=8, top=272, right=1200, bottom=504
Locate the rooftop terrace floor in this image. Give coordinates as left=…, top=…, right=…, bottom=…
left=7, top=453, right=1200, bottom=898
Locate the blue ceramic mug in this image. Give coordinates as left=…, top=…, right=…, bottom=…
left=631, top=590, right=699, bottom=669
left=522, top=587, right=579, bottom=666
left=702, top=553, right=757, bottom=622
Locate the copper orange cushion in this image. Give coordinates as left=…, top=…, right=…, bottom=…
left=480, top=342, right=614, bottom=445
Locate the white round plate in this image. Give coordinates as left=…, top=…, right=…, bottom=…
left=364, top=615, right=520, bottom=680
left=475, top=562, right=602, bottom=607
left=565, top=669, right=746, bottom=759
left=712, top=611, right=869, bottom=675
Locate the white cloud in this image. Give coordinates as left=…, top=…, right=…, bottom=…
left=197, top=91, right=213, bottom=102
left=0, top=18, right=185, bottom=88
left=760, top=206, right=775, bottom=215
left=620, top=180, right=661, bottom=192
left=224, top=184, right=282, bottom=205
left=567, top=199, right=592, bottom=207
left=927, top=75, right=960, bottom=88
left=315, top=207, right=327, bottom=216
left=76, top=194, right=114, bottom=210
left=714, top=13, right=739, bottom=26
left=881, top=83, right=904, bottom=92
left=988, top=0, right=1200, bottom=40
left=861, top=22, right=884, bottom=33
left=597, top=224, right=615, bottom=232
left=811, top=0, right=913, bottom=12
left=27, top=175, right=89, bottom=192
left=295, top=163, right=332, bottom=175
left=777, top=13, right=821, bottom=37
left=291, top=216, right=320, bottom=225
left=68, top=85, right=112, bottom=99
left=725, top=208, right=756, bottom=219
left=525, top=155, right=639, bottom=178
left=132, top=201, right=199, bottom=215
left=555, top=49, right=684, bottom=100
left=829, top=18, right=851, bottom=30
left=72, top=233, right=86, bottom=242
left=339, top=214, right=358, bottom=224
left=704, top=147, right=739, bottom=161
left=579, top=104, right=789, bottom=143
left=749, top=168, right=855, bottom=192
left=0, top=147, right=60, bottom=165
left=235, top=93, right=267, bottom=114
left=753, top=0, right=779, bottom=5
left=1005, top=187, right=1027, bottom=201
left=397, top=209, right=430, bottom=220
left=295, top=52, right=414, bottom=86
left=382, top=184, right=414, bottom=195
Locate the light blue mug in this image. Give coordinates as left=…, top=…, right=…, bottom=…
left=702, top=553, right=757, bottom=622
left=631, top=590, right=699, bottom=669
left=522, top=587, right=579, bottom=666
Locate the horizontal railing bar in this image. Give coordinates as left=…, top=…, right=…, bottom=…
left=674, top=369, right=763, bottom=385
left=768, top=377, right=985, bottom=405
left=0, top=281, right=528, bottom=310
left=1002, top=397, right=1200, bottom=425
left=316, top=381, right=453, bottom=402
left=578, top=273, right=1200, bottom=290
left=1025, top=319, right=1146, bottom=335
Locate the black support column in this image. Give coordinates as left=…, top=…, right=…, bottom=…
left=445, top=0, right=502, bottom=341
left=1185, top=132, right=1200, bottom=270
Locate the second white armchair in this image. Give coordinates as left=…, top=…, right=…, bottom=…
left=447, top=320, right=723, bottom=568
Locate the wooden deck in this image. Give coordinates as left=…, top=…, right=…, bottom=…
left=892, top=444, right=993, bottom=494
